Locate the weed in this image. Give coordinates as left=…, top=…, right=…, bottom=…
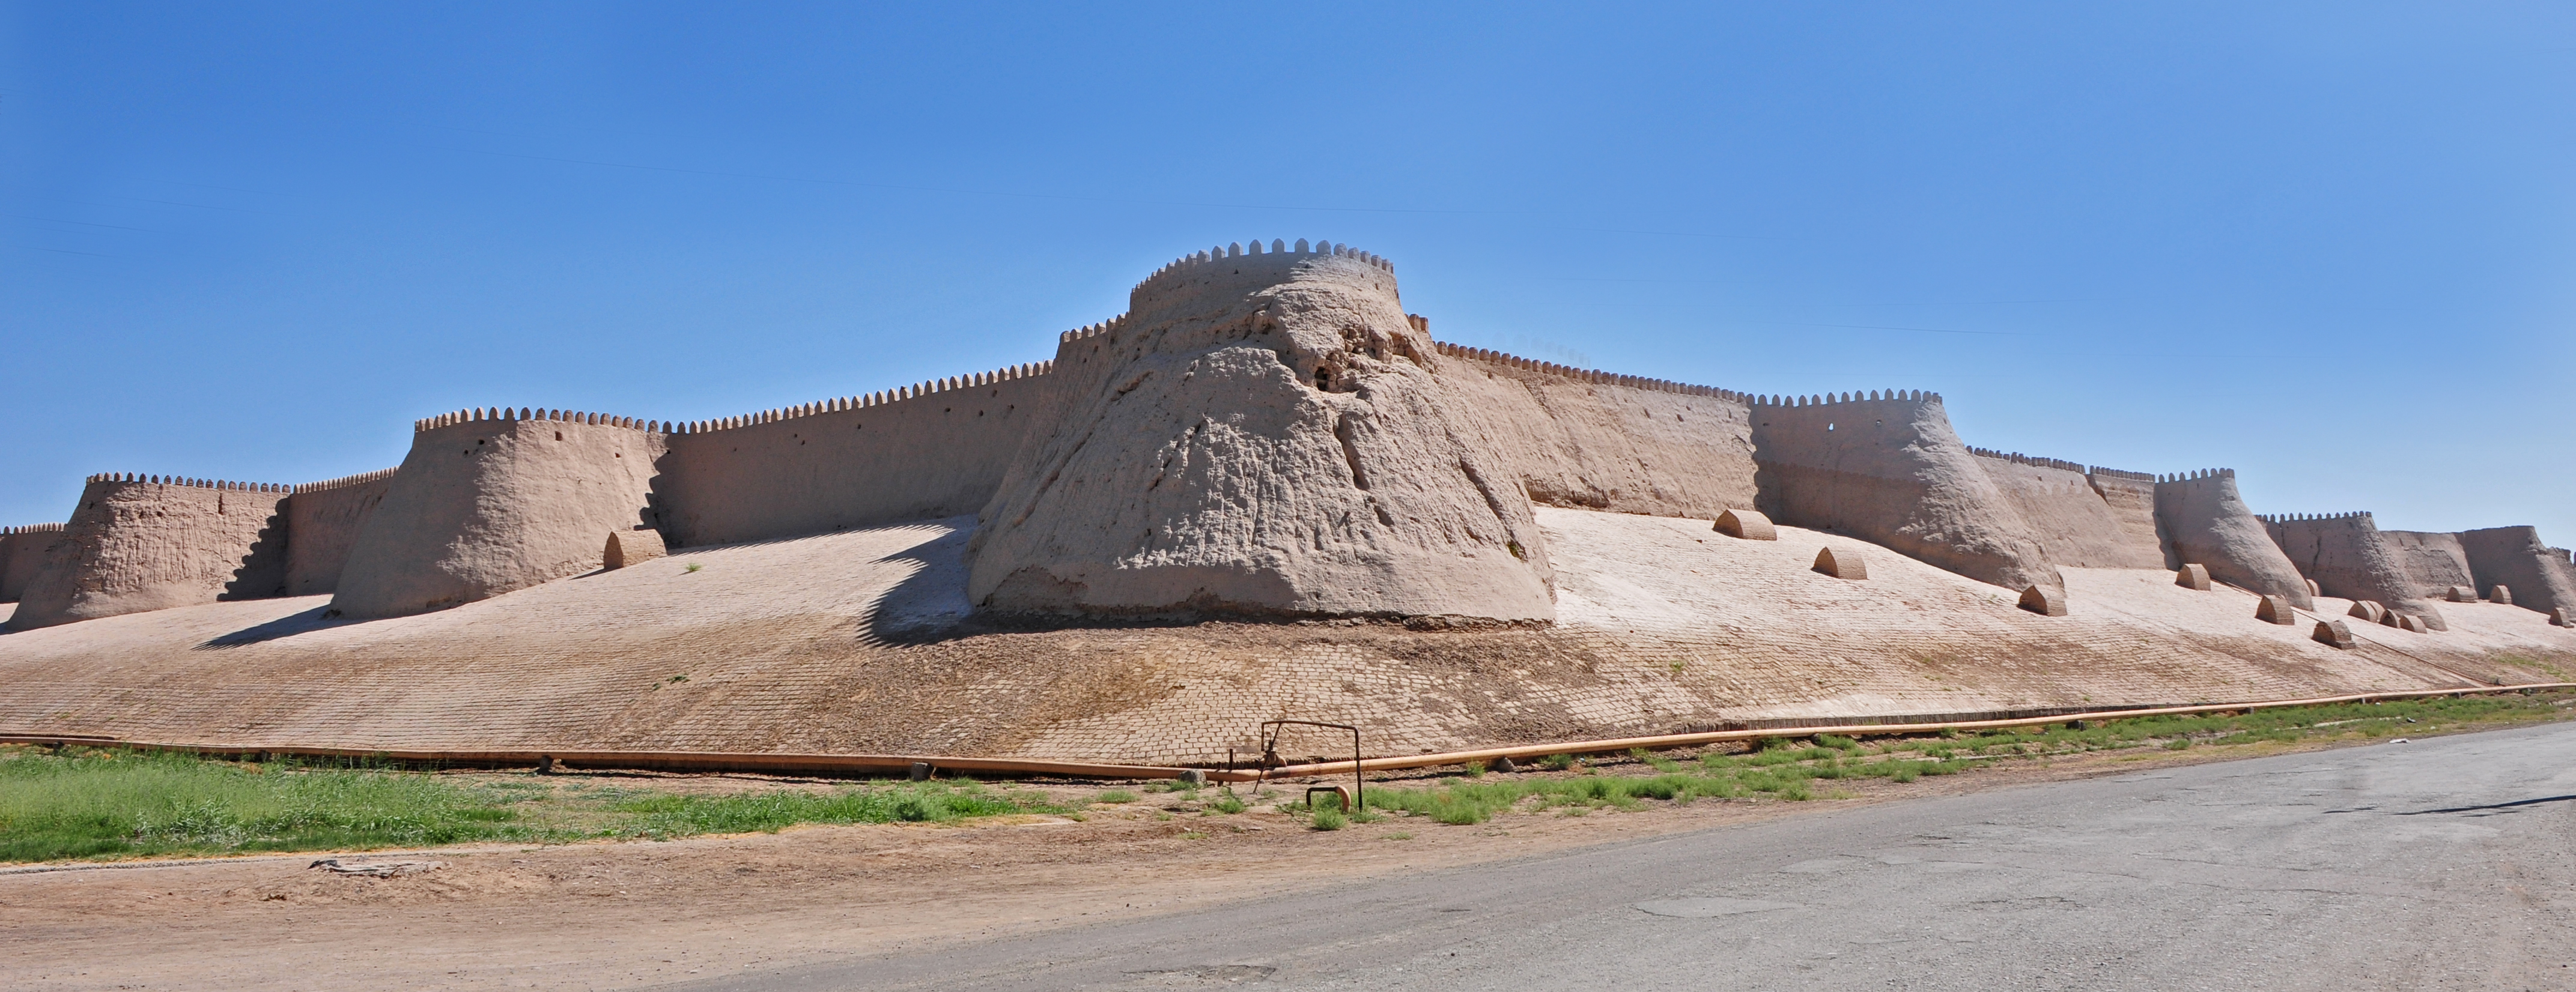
left=1093, top=790, right=1138, bottom=805
left=1310, top=806, right=1347, bottom=830
left=1540, top=754, right=1575, bottom=772
left=1208, top=792, right=1247, bottom=815
left=682, top=563, right=701, bottom=573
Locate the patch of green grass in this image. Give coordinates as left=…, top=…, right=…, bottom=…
left=1093, top=789, right=1138, bottom=805
left=1352, top=691, right=2576, bottom=827
left=1207, top=791, right=1247, bottom=814
left=0, top=749, right=536, bottom=862
left=0, top=746, right=1066, bottom=863
left=610, top=782, right=1050, bottom=839
left=1309, top=805, right=1347, bottom=830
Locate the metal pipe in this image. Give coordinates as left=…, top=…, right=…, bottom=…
left=1201, top=682, right=2576, bottom=783
left=3, top=683, right=2564, bottom=785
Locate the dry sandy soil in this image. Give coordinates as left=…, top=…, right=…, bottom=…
left=4, top=510, right=2572, bottom=767
left=0, top=727, right=2545, bottom=992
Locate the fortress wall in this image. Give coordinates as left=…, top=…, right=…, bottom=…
left=281, top=468, right=398, bottom=596
left=2261, top=512, right=2441, bottom=628
left=0, top=523, right=69, bottom=603
left=2458, top=525, right=2576, bottom=615
left=968, top=240, right=1555, bottom=620
left=330, top=408, right=667, bottom=620
left=1427, top=342, right=1758, bottom=519
left=651, top=364, right=1055, bottom=548
left=1748, top=392, right=2061, bottom=592
left=2154, top=470, right=2313, bottom=609
left=2377, top=529, right=2476, bottom=597
left=4, top=476, right=290, bottom=631
left=2085, top=467, right=2169, bottom=565
left=1969, top=450, right=2167, bottom=569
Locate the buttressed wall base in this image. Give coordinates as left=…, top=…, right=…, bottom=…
left=2155, top=470, right=2313, bottom=611
left=1750, top=392, right=2062, bottom=593
left=2264, top=513, right=2441, bottom=629
left=5, top=477, right=289, bottom=631
left=968, top=240, right=1556, bottom=622
left=331, top=411, right=667, bottom=620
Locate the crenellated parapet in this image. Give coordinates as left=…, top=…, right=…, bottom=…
left=1428, top=342, right=1754, bottom=401
left=294, top=467, right=400, bottom=495
left=1968, top=447, right=2089, bottom=475
left=417, top=407, right=666, bottom=433
left=676, top=361, right=1055, bottom=436
left=81, top=473, right=291, bottom=493
left=1129, top=238, right=1393, bottom=304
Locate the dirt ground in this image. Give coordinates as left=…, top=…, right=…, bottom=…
left=0, top=730, right=2515, bottom=992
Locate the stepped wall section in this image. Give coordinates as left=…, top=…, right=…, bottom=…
left=1428, top=342, right=1758, bottom=520
left=651, top=364, right=1056, bottom=548
left=2262, top=512, right=2442, bottom=628
left=282, top=468, right=398, bottom=596
left=1748, top=392, right=2061, bottom=592
left=1969, top=450, right=2167, bottom=569
left=2458, top=525, right=2576, bottom=616
left=0, top=523, right=68, bottom=603
left=330, top=408, right=667, bottom=620
left=4, top=476, right=290, bottom=631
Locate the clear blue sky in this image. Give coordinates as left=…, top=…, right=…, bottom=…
left=7, top=4, right=2571, bottom=541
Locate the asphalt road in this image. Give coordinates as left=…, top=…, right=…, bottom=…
left=672, top=724, right=2576, bottom=991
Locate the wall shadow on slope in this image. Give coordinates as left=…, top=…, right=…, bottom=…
left=195, top=605, right=362, bottom=649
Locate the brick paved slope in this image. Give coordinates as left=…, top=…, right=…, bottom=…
left=1, top=509, right=2566, bottom=765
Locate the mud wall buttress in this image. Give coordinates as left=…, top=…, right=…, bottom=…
left=968, top=240, right=1556, bottom=621
left=651, top=364, right=1055, bottom=548
left=2260, top=511, right=2441, bottom=626
left=2456, top=525, right=2576, bottom=617
left=330, top=409, right=667, bottom=620
left=1748, top=392, right=2061, bottom=592
left=4, top=476, right=290, bottom=631
left=2152, top=470, right=2313, bottom=610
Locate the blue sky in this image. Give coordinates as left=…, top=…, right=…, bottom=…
left=5, top=3, right=2571, bottom=540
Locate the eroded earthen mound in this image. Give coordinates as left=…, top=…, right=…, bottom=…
left=967, top=244, right=1555, bottom=621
